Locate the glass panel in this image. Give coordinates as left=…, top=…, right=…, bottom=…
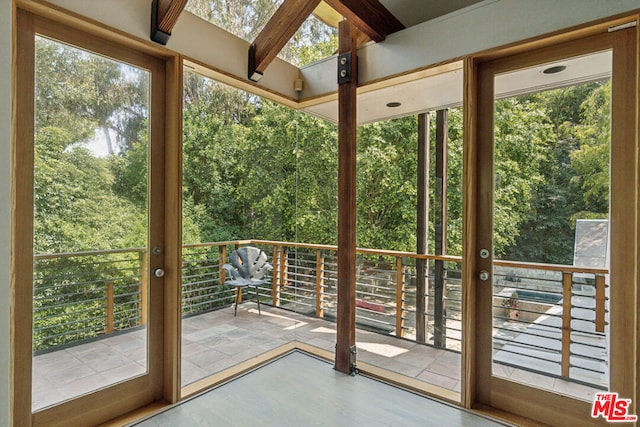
left=280, top=14, right=337, bottom=67
left=32, top=36, right=150, bottom=410
left=181, top=70, right=304, bottom=389
left=353, top=109, right=463, bottom=397
left=185, top=0, right=283, bottom=42
left=185, top=0, right=338, bottom=67
left=491, top=51, right=612, bottom=400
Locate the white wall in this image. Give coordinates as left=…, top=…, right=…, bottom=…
left=1, top=0, right=12, bottom=424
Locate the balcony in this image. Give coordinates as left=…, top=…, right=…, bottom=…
left=32, top=240, right=608, bottom=411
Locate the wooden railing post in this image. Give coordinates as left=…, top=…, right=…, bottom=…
left=219, top=245, right=227, bottom=285
left=272, top=245, right=281, bottom=307
left=316, top=249, right=325, bottom=317
left=561, top=272, right=572, bottom=378
left=139, top=250, right=148, bottom=326
left=396, top=256, right=405, bottom=337
left=595, top=274, right=605, bottom=333
left=105, top=281, right=115, bottom=334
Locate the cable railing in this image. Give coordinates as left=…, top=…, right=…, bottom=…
left=33, top=248, right=147, bottom=352
left=492, top=261, right=608, bottom=388
left=33, top=240, right=608, bottom=388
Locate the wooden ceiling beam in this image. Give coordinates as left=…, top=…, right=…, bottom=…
left=324, top=0, right=404, bottom=42
left=248, top=0, right=322, bottom=81
left=151, top=0, right=188, bottom=45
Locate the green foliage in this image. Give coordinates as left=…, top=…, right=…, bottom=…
left=36, top=36, right=148, bottom=155
left=33, top=38, right=151, bottom=350
left=34, top=126, right=147, bottom=253
left=493, top=97, right=554, bottom=256
left=570, top=81, right=611, bottom=213
left=291, top=108, right=338, bottom=244
left=33, top=29, right=614, bottom=351
left=110, top=137, right=148, bottom=208
left=445, top=109, right=464, bottom=256
left=504, top=81, right=610, bottom=263
left=357, top=117, right=417, bottom=251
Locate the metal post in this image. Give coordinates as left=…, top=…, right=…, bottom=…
left=561, top=272, right=572, bottom=377
left=395, top=257, right=406, bottom=337
left=316, top=250, right=325, bottom=317
left=416, top=112, right=429, bottom=343
left=433, top=109, right=448, bottom=348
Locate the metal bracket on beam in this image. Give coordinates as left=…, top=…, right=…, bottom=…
left=349, top=345, right=357, bottom=375
left=248, top=44, right=263, bottom=82
left=150, top=0, right=171, bottom=45
left=337, top=52, right=354, bottom=85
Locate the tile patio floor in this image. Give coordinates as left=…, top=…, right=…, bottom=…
left=32, top=302, right=600, bottom=412
left=32, top=303, right=461, bottom=411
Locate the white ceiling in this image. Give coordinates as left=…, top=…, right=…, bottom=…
left=302, top=50, right=612, bottom=125
left=380, top=0, right=487, bottom=28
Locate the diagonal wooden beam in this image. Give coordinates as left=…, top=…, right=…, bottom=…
left=324, top=0, right=404, bottom=42
left=151, top=0, right=188, bottom=45
left=248, top=0, right=322, bottom=81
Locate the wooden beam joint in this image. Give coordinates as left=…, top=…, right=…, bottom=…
left=248, top=0, right=321, bottom=80
left=325, top=0, right=404, bottom=42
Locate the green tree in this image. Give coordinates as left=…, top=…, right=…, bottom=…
left=356, top=117, right=417, bottom=251
left=34, top=127, right=147, bottom=253
left=34, top=37, right=151, bottom=253
left=182, top=98, right=248, bottom=242
left=493, top=97, right=554, bottom=257
left=445, top=108, right=464, bottom=256
left=504, top=81, right=610, bottom=263
left=570, top=81, right=610, bottom=215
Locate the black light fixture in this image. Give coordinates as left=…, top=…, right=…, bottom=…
left=386, top=101, right=402, bottom=108
left=543, top=65, right=567, bottom=74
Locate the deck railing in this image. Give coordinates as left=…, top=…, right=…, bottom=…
left=33, top=240, right=608, bottom=388
left=33, top=248, right=147, bottom=351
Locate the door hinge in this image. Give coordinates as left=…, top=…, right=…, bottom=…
left=349, top=345, right=357, bottom=375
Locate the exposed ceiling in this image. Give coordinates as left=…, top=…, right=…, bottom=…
left=154, top=0, right=615, bottom=125
left=313, top=0, right=489, bottom=31
left=380, top=0, right=486, bottom=28
left=302, top=50, right=612, bottom=125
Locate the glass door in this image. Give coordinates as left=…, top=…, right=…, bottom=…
left=22, top=18, right=166, bottom=425
left=473, top=26, right=637, bottom=425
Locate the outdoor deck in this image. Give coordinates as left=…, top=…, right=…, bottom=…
left=33, top=300, right=603, bottom=413
left=32, top=303, right=462, bottom=411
